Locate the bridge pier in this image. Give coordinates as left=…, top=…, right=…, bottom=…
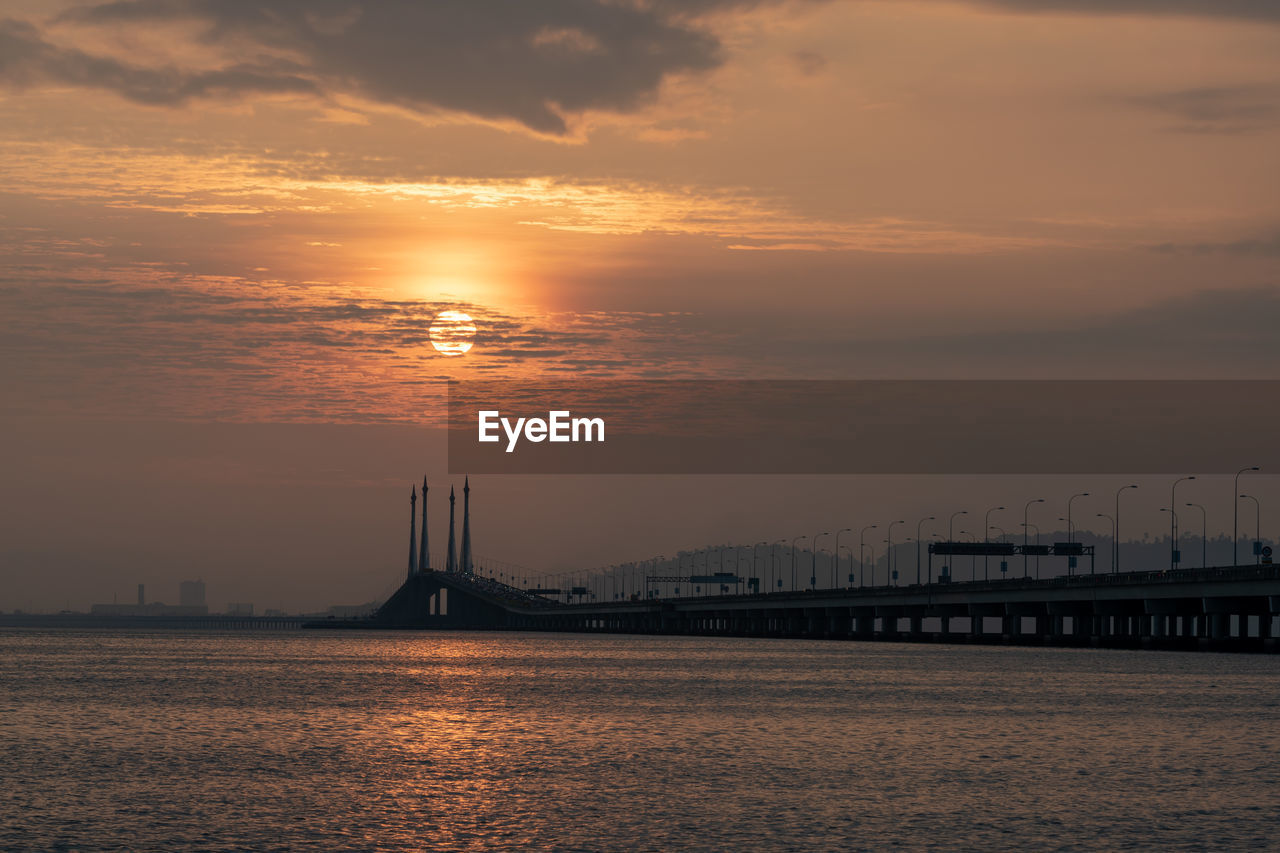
left=876, top=606, right=900, bottom=639
left=968, top=603, right=1003, bottom=643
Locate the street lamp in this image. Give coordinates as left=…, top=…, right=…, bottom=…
left=790, top=535, right=808, bottom=592
left=753, top=542, right=769, bottom=594
left=1240, top=494, right=1261, bottom=565
left=1171, top=476, right=1195, bottom=569
left=916, top=515, right=935, bottom=585
left=946, top=510, right=967, bottom=585
left=1023, top=499, right=1044, bottom=579
left=983, top=506, right=1005, bottom=580
left=1096, top=513, right=1115, bottom=574
left=1160, top=508, right=1178, bottom=570
left=886, top=520, right=906, bottom=586
left=861, top=543, right=876, bottom=587
left=1185, top=503, right=1207, bottom=569
left=859, top=525, right=877, bottom=587
left=840, top=544, right=856, bottom=588
left=832, top=528, right=853, bottom=589
left=1115, top=484, right=1138, bottom=575
left=770, top=539, right=785, bottom=592
left=812, top=532, right=831, bottom=590
left=1021, top=521, right=1041, bottom=578
left=957, top=530, right=977, bottom=581
left=1067, top=493, right=1089, bottom=543
left=1235, top=467, right=1260, bottom=566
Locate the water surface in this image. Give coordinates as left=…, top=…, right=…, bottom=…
left=2, top=630, right=1277, bottom=851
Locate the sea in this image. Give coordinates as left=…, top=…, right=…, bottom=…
left=2, top=629, right=1278, bottom=851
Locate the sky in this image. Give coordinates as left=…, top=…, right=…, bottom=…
left=1, top=0, right=1278, bottom=611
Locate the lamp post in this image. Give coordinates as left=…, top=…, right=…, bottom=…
left=1096, top=513, right=1115, bottom=574
left=983, top=506, right=1005, bottom=581
left=1115, top=484, right=1138, bottom=575
left=790, top=535, right=807, bottom=592
left=770, top=539, right=785, bottom=592
left=957, top=530, right=977, bottom=581
left=916, top=515, right=935, bottom=585
left=840, top=544, right=856, bottom=588
left=946, top=510, right=967, bottom=585
left=1067, top=493, right=1089, bottom=543
left=1160, top=508, right=1178, bottom=571
left=1235, top=466, right=1260, bottom=566
left=753, top=541, right=768, bottom=594
left=811, top=532, right=831, bottom=591
left=1171, top=476, right=1195, bottom=569
left=1021, top=521, right=1040, bottom=578
left=859, top=525, right=877, bottom=587
left=832, top=528, right=852, bottom=589
left=1240, top=494, right=1261, bottom=564
left=1022, top=499, right=1043, bottom=578
left=1185, top=503, right=1206, bottom=569
left=886, top=520, right=905, bottom=586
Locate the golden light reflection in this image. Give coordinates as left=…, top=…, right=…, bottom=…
left=429, top=310, right=478, bottom=355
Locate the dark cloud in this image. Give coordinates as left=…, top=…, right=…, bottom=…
left=969, top=0, right=1280, bottom=21
left=0, top=18, right=318, bottom=105
left=0, top=266, right=734, bottom=422
left=1151, top=231, right=1280, bottom=257
left=1124, top=85, right=1280, bottom=134
left=18, top=0, right=748, bottom=134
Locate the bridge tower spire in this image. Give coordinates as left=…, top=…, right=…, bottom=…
left=418, top=476, right=429, bottom=572
left=445, top=486, right=458, bottom=573
left=461, top=476, right=473, bottom=575
left=407, top=485, right=417, bottom=580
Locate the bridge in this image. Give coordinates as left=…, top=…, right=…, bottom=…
left=350, top=562, right=1280, bottom=652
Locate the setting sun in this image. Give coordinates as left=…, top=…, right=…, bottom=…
left=429, top=310, right=477, bottom=355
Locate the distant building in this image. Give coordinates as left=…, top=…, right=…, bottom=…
left=91, top=602, right=207, bottom=617
left=91, top=580, right=207, bottom=617
left=179, top=580, right=206, bottom=607
left=227, top=603, right=254, bottom=616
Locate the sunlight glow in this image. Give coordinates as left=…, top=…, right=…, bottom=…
left=429, top=310, right=478, bottom=355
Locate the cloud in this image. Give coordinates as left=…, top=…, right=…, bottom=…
left=0, top=18, right=319, bottom=106
left=0, top=263, right=740, bottom=423
left=1124, top=85, right=1280, bottom=134
left=4, top=0, right=763, bottom=135
left=967, top=0, right=1280, bottom=22
left=1151, top=231, right=1280, bottom=257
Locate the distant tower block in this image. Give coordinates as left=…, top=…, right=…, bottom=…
left=461, top=476, right=473, bottom=575
left=407, top=485, right=418, bottom=580
left=445, top=486, right=458, bottom=573
left=137, top=584, right=145, bottom=606
left=418, top=476, right=430, bottom=573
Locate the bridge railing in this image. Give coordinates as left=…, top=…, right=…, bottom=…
left=542, top=563, right=1280, bottom=610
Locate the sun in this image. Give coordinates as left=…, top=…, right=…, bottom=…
left=429, top=310, right=477, bottom=355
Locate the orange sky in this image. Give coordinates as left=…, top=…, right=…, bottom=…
left=1, top=1, right=1278, bottom=609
